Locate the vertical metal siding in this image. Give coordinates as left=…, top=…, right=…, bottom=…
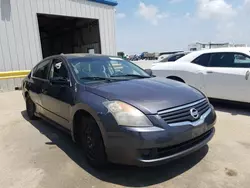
left=0, top=0, right=116, bottom=91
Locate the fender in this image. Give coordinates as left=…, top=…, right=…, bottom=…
left=69, top=92, right=109, bottom=145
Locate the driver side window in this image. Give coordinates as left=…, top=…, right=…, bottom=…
left=49, top=59, right=69, bottom=80
left=192, top=53, right=211, bottom=66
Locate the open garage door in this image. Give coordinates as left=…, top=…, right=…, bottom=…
left=37, top=14, right=101, bottom=58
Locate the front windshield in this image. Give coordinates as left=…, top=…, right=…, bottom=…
left=68, top=56, right=150, bottom=83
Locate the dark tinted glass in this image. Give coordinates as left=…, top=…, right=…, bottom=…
left=160, top=57, right=169, bottom=62
left=209, top=53, right=250, bottom=68
left=192, top=53, right=211, bottom=66
left=209, top=53, right=233, bottom=67
left=160, top=54, right=184, bottom=62
left=167, top=55, right=178, bottom=62
left=33, top=60, right=50, bottom=79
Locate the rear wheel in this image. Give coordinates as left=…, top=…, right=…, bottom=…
left=26, top=96, right=37, bottom=120
left=80, top=116, right=107, bottom=168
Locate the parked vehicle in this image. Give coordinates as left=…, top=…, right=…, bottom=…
left=128, top=54, right=140, bottom=61
left=161, top=51, right=190, bottom=62
left=157, top=51, right=184, bottom=61
left=157, top=54, right=171, bottom=62
left=22, top=54, right=216, bottom=167
left=152, top=51, right=190, bottom=66
left=140, top=52, right=158, bottom=60
left=152, top=47, right=250, bottom=103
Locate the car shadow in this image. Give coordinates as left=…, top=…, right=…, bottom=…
left=21, top=110, right=208, bottom=187
left=210, top=99, right=250, bottom=116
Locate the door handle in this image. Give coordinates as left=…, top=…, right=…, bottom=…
left=206, top=71, right=214, bottom=73
left=245, top=71, right=250, bottom=80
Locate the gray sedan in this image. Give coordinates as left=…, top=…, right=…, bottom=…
left=22, top=54, right=216, bottom=167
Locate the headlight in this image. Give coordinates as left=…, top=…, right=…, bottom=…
left=103, top=101, right=153, bottom=127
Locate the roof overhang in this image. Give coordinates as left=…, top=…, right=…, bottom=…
left=88, top=0, right=118, bottom=6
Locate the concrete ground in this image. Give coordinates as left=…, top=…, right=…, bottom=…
left=1, top=91, right=250, bottom=188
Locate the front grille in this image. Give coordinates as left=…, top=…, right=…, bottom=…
left=158, top=98, right=210, bottom=124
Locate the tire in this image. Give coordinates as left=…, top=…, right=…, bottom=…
left=80, top=116, right=107, bottom=168
left=26, top=96, right=37, bottom=120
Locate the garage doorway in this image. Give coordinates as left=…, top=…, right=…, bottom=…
left=37, top=14, right=101, bottom=58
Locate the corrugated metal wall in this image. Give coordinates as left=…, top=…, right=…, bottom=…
left=0, top=0, right=116, bottom=91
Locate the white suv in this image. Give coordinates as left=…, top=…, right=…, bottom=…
left=151, top=47, right=250, bottom=103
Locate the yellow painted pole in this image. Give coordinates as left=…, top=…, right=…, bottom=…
left=0, top=70, right=30, bottom=80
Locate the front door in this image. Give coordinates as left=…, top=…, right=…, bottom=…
left=41, top=58, right=74, bottom=129
left=204, top=52, right=250, bottom=103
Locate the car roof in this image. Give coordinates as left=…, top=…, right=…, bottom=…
left=61, top=53, right=118, bottom=59
left=176, top=47, right=250, bottom=62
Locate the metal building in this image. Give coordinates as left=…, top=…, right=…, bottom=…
left=0, top=0, right=117, bottom=91
left=188, top=42, right=248, bottom=51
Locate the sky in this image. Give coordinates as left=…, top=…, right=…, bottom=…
left=115, top=0, right=250, bottom=54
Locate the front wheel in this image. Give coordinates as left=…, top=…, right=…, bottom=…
left=80, top=116, right=107, bottom=168
left=26, top=96, right=37, bottom=120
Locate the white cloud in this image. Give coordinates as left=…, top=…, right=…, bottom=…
left=137, top=2, right=168, bottom=25
left=244, top=0, right=250, bottom=9
left=195, top=0, right=250, bottom=45
left=197, top=0, right=236, bottom=21
left=117, top=0, right=250, bottom=53
left=116, top=13, right=126, bottom=19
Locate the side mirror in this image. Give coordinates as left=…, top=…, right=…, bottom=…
left=50, top=78, right=70, bottom=86
left=144, top=69, right=153, bottom=76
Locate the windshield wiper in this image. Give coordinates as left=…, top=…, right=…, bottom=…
left=80, top=77, right=114, bottom=81
left=111, top=74, right=151, bottom=78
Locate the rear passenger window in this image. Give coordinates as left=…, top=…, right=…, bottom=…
left=192, top=54, right=211, bottom=66
left=33, top=60, right=51, bottom=79
left=208, top=52, right=250, bottom=68
left=209, top=53, right=234, bottom=67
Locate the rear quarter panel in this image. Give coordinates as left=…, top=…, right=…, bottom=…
left=152, top=61, right=206, bottom=92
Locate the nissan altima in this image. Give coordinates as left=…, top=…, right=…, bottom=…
left=22, top=54, right=216, bottom=167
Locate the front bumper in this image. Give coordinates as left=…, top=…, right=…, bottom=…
left=104, top=107, right=216, bottom=167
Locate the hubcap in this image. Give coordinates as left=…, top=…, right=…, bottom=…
left=87, top=136, right=93, bottom=148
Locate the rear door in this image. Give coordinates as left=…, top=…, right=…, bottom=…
left=30, top=59, right=51, bottom=114
left=204, top=52, right=250, bottom=103
left=41, top=57, right=74, bottom=129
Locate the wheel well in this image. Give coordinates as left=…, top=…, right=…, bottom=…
left=167, top=76, right=185, bottom=83
left=73, top=110, right=93, bottom=143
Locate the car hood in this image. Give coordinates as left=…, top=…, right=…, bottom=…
left=86, top=77, right=204, bottom=114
